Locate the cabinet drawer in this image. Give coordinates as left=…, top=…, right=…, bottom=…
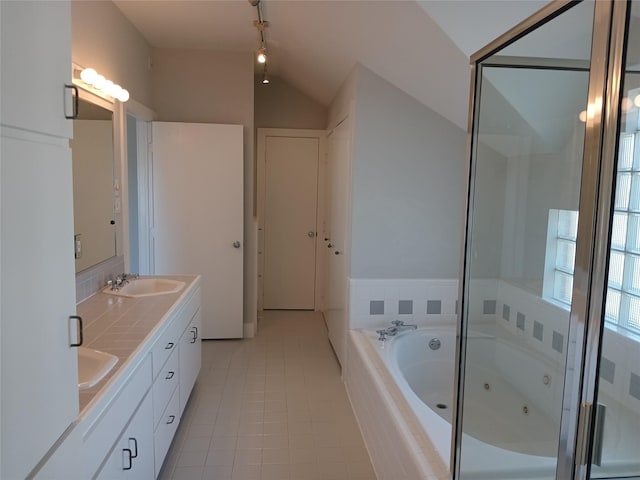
left=152, top=347, right=179, bottom=429
left=154, top=388, right=180, bottom=475
left=151, top=320, right=180, bottom=380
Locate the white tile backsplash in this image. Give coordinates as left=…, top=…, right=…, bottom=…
left=75, top=255, right=125, bottom=303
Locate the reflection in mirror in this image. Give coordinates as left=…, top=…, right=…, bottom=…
left=70, top=97, right=116, bottom=273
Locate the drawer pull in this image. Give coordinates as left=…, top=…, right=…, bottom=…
left=128, top=437, right=138, bottom=458
left=165, top=371, right=175, bottom=380
left=122, top=448, right=133, bottom=470
left=165, top=342, right=174, bottom=350
left=166, top=415, right=176, bottom=425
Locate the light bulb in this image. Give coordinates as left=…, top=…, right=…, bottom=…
left=578, top=110, right=587, bottom=123
left=80, top=68, right=98, bottom=84
left=257, top=47, right=267, bottom=64
left=110, top=84, right=123, bottom=99
left=262, top=76, right=270, bottom=84
left=103, top=80, right=115, bottom=96
left=93, top=74, right=106, bottom=89
left=117, top=89, right=130, bottom=102
left=635, top=94, right=640, bottom=108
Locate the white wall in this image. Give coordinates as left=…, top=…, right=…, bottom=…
left=151, top=48, right=257, bottom=330
left=350, top=66, right=466, bottom=279
left=72, top=0, right=153, bottom=108
left=255, top=76, right=327, bottom=130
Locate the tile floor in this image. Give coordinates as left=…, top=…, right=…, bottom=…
left=159, top=310, right=376, bottom=480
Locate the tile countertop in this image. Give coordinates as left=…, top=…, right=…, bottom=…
left=76, top=275, right=200, bottom=413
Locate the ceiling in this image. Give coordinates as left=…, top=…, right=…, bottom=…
left=113, top=0, right=550, bottom=130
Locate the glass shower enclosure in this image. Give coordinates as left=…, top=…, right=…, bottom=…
left=454, top=1, right=640, bottom=479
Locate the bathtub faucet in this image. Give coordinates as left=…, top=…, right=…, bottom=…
left=391, top=320, right=417, bottom=332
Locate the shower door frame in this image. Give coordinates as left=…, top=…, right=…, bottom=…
left=453, top=1, right=631, bottom=479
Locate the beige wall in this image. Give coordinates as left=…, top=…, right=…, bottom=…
left=151, top=48, right=257, bottom=330
left=72, top=0, right=153, bottom=107
left=254, top=76, right=327, bottom=130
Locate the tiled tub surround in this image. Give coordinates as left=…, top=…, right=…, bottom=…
left=347, top=327, right=562, bottom=479
left=346, top=330, right=449, bottom=480
left=349, top=278, right=640, bottom=477
left=349, top=278, right=458, bottom=329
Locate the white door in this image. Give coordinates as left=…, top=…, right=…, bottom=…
left=263, top=136, right=319, bottom=309
left=324, top=117, right=352, bottom=366
left=152, top=122, right=243, bottom=339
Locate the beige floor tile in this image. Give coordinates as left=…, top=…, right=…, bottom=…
left=161, top=311, right=375, bottom=479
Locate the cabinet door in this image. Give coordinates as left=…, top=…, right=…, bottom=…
left=96, top=393, right=154, bottom=480
left=1, top=135, right=78, bottom=480
left=179, top=310, right=202, bottom=416
left=0, top=1, right=73, bottom=138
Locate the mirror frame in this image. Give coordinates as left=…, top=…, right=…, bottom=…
left=71, top=75, right=124, bottom=275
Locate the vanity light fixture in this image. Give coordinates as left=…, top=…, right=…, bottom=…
left=75, top=67, right=130, bottom=102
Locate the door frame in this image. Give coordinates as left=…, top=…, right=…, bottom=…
left=257, top=128, right=327, bottom=311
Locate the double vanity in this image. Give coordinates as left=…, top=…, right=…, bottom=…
left=38, top=275, right=202, bottom=479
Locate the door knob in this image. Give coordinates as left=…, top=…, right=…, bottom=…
left=307, top=231, right=316, bottom=238
left=233, top=241, right=241, bottom=248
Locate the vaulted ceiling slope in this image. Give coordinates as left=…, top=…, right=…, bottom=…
left=113, top=0, right=548, bottom=130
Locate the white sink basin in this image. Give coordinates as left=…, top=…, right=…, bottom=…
left=102, top=278, right=186, bottom=298
left=78, top=347, right=119, bottom=390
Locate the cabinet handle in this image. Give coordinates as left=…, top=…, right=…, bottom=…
left=191, top=327, right=198, bottom=343
left=165, top=342, right=174, bottom=350
left=128, top=437, right=138, bottom=458
left=122, top=448, right=133, bottom=471
left=165, top=371, right=175, bottom=380
left=69, top=315, right=83, bottom=347
left=166, top=415, right=176, bottom=425
left=64, top=84, right=79, bottom=119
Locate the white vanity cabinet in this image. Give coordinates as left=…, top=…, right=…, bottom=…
left=96, top=392, right=154, bottom=480
left=1, top=2, right=79, bottom=479
left=179, top=310, right=202, bottom=416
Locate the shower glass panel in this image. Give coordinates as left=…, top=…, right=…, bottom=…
left=590, top=1, right=640, bottom=477
left=456, top=2, right=595, bottom=479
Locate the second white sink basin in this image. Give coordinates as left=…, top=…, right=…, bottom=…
left=102, top=278, right=186, bottom=298
left=78, top=347, right=119, bottom=391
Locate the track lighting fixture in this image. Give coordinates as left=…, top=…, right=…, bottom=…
left=250, top=0, right=271, bottom=84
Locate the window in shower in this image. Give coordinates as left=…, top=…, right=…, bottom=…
left=544, top=130, right=640, bottom=337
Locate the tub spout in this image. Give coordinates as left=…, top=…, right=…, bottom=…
left=391, top=320, right=417, bottom=332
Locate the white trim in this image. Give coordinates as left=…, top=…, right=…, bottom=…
left=243, top=322, right=256, bottom=338
left=122, top=101, right=156, bottom=274
left=256, top=128, right=328, bottom=311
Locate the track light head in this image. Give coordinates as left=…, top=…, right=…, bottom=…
left=257, top=46, right=267, bottom=64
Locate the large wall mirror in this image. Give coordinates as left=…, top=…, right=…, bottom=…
left=70, top=93, right=116, bottom=273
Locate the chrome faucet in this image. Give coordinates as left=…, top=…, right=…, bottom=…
left=391, top=319, right=417, bottom=332
left=106, top=273, right=138, bottom=291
